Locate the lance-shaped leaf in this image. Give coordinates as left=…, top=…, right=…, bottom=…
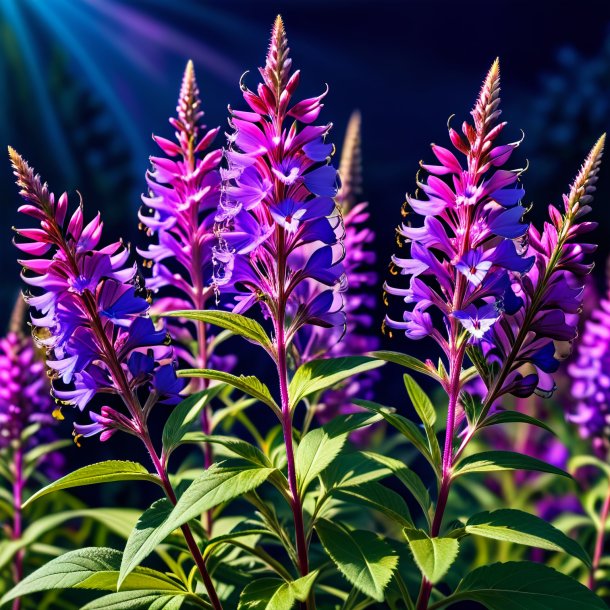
left=296, top=425, right=347, bottom=494
left=463, top=509, right=590, bottom=566
left=403, top=528, right=459, bottom=584
left=0, top=548, right=184, bottom=605
left=119, top=465, right=274, bottom=586
left=316, top=519, right=398, bottom=602
left=237, top=571, right=318, bottom=609
left=453, top=451, right=572, bottom=479
left=403, top=374, right=440, bottom=465
left=288, top=356, right=384, bottom=409
left=431, top=561, right=607, bottom=609
left=81, top=591, right=187, bottom=610
left=478, top=410, right=556, bottom=435
left=165, top=309, right=274, bottom=354
left=178, top=369, right=280, bottom=416
left=162, top=387, right=223, bottom=456
left=23, top=461, right=161, bottom=508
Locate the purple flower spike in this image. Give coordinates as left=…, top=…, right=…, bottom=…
left=213, top=16, right=345, bottom=342
left=0, top=297, right=63, bottom=478
left=385, top=60, right=532, bottom=357
left=138, top=61, right=231, bottom=378
left=10, top=148, right=184, bottom=444
left=568, top=257, right=610, bottom=457
left=480, top=135, right=605, bottom=400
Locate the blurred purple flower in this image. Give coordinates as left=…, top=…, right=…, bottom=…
left=10, top=149, right=183, bottom=444
left=567, top=257, right=610, bottom=457
left=138, top=60, right=235, bottom=381
left=296, top=112, right=380, bottom=438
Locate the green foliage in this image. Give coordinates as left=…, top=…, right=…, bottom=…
left=119, top=465, right=274, bottom=586
left=237, top=572, right=318, bottom=609
left=463, top=509, right=591, bottom=566
left=479, top=411, right=556, bottom=435
left=164, top=309, right=274, bottom=354
left=403, top=528, right=459, bottom=584
left=431, top=561, right=607, bottom=609
left=296, top=425, right=347, bottom=494
left=316, top=519, right=398, bottom=602
left=23, top=461, right=162, bottom=507
left=453, top=451, right=572, bottom=479
left=80, top=591, right=188, bottom=610
left=162, top=388, right=223, bottom=457
left=288, top=356, right=384, bottom=409
left=177, top=369, right=280, bottom=416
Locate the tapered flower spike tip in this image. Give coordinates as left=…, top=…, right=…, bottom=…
left=265, top=14, right=291, bottom=97
left=8, top=146, right=49, bottom=210
left=338, top=110, right=363, bottom=209
left=177, top=59, right=202, bottom=130
left=472, top=58, right=501, bottom=133
left=567, top=133, right=606, bottom=214
left=8, top=294, right=26, bottom=335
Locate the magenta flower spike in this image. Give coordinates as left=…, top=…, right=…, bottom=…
left=10, top=148, right=184, bottom=445
left=213, top=16, right=345, bottom=341
left=213, top=15, right=344, bottom=581
left=480, top=135, right=605, bottom=403
left=139, top=61, right=231, bottom=378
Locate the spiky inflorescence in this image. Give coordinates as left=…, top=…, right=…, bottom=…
left=10, top=148, right=183, bottom=444
left=567, top=255, right=610, bottom=457
left=0, top=297, right=63, bottom=478
left=478, top=135, right=604, bottom=400
left=138, top=61, right=233, bottom=378
left=385, top=60, right=532, bottom=365
left=213, top=16, right=345, bottom=343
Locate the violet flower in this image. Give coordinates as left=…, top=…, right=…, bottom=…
left=10, top=148, right=184, bottom=445
left=212, top=16, right=344, bottom=580
left=139, top=61, right=234, bottom=378
left=478, top=135, right=604, bottom=402
left=213, top=19, right=345, bottom=340
left=567, top=257, right=610, bottom=457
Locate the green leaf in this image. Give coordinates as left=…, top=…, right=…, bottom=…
left=354, top=400, right=439, bottom=476
left=403, top=374, right=440, bottom=466
left=23, top=461, right=161, bottom=508
left=296, top=425, right=347, bottom=494
left=316, top=519, right=398, bottom=602
left=335, top=482, right=413, bottom=527
left=403, top=528, right=459, bottom=584
left=119, top=465, right=274, bottom=586
left=431, top=561, right=607, bottom=609
left=368, top=350, right=435, bottom=379
left=464, top=509, right=590, bottom=566
left=364, top=453, right=432, bottom=523
left=183, top=435, right=271, bottom=468
left=178, top=369, right=280, bottom=416
left=569, top=455, right=610, bottom=480
left=202, top=529, right=270, bottom=561
left=165, top=309, right=273, bottom=353
left=0, top=548, right=184, bottom=605
left=288, top=356, right=384, bottom=409
left=403, top=374, right=436, bottom=427
left=322, top=451, right=393, bottom=490
left=479, top=411, right=556, bottom=435
left=162, top=388, right=223, bottom=456
left=81, top=591, right=187, bottom=610
left=24, top=439, right=72, bottom=468
left=453, top=451, right=572, bottom=480
left=238, top=572, right=318, bottom=609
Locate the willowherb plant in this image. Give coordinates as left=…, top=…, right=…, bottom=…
left=3, top=22, right=610, bottom=610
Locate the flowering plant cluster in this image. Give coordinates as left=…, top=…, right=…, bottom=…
left=2, top=15, right=610, bottom=610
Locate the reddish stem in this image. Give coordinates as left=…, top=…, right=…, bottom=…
left=11, top=446, right=23, bottom=610
left=589, top=482, right=610, bottom=590
left=142, top=433, right=223, bottom=610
